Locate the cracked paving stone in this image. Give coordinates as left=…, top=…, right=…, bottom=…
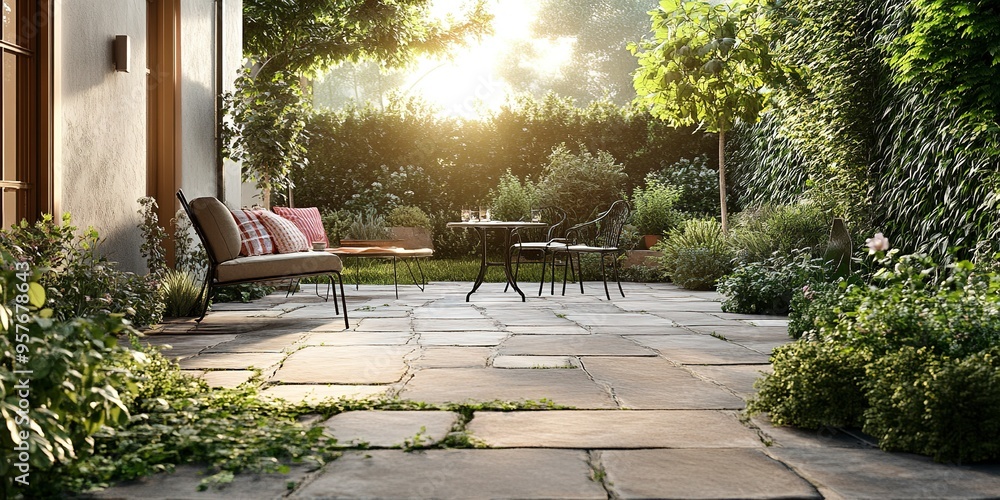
left=320, top=410, right=459, bottom=447
left=400, top=367, right=616, bottom=408
left=272, top=345, right=415, bottom=384
left=581, top=357, right=746, bottom=409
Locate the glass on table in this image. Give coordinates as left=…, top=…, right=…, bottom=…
left=461, top=208, right=471, bottom=222
left=530, top=209, right=541, bottom=222
left=479, top=207, right=490, bottom=221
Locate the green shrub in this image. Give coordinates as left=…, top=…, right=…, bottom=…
left=137, top=197, right=168, bottom=275
left=864, top=346, right=1000, bottom=463
left=647, top=155, right=719, bottom=215
left=161, top=270, right=202, bottom=318
left=717, top=250, right=828, bottom=315
left=787, top=281, right=850, bottom=339
left=750, top=251, right=1000, bottom=462
left=0, top=259, right=141, bottom=495
left=731, top=203, right=831, bottom=262
left=488, top=170, right=538, bottom=222
left=749, top=340, right=869, bottom=428
left=630, top=180, right=684, bottom=236
left=536, top=144, right=628, bottom=227
left=321, top=209, right=352, bottom=246
left=386, top=205, right=432, bottom=229
left=657, top=219, right=734, bottom=290
left=171, top=209, right=208, bottom=276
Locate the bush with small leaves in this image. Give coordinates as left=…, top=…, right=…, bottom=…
left=488, top=170, right=539, bottom=222
left=646, top=155, right=719, bottom=215
left=731, top=202, right=831, bottom=262
left=387, top=205, right=432, bottom=229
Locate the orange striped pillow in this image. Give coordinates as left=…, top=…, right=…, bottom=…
left=272, top=206, right=329, bottom=246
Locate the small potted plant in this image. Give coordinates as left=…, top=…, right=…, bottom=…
left=631, top=181, right=684, bottom=249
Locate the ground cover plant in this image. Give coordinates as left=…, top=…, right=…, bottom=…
left=748, top=249, right=1000, bottom=462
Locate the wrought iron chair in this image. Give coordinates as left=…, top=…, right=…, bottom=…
left=556, top=200, right=631, bottom=300
left=506, top=206, right=573, bottom=295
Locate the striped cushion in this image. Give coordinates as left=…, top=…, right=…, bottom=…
left=255, top=210, right=310, bottom=253
left=273, top=206, right=329, bottom=246
left=231, top=209, right=274, bottom=256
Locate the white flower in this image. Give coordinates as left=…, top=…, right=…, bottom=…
left=866, top=232, right=890, bottom=253
left=126, top=307, right=137, bottom=316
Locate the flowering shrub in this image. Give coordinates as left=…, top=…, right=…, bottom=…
left=749, top=247, right=1000, bottom=462
left=717, top=249, right=828, bottom=315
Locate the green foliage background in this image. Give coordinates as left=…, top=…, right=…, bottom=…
left=729, top=0, right=1000, bottom=259
left=293, top=93, right=716, bottom=218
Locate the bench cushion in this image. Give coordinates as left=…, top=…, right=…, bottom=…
left=216, top=251, right=343, bottom=283
left=232, top=209, right=275, bottom=256
left=189, top=197, right=241, bottom=263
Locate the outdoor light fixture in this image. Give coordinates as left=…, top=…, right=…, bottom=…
left=113, top=35, right=130, bottom=72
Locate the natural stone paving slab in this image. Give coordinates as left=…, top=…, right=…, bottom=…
left=141, top=334, right=238, bottom=359
left=417, top=331, right=509, bottom=346
left=200, top=333, right=307, bottom=353
left=89, top=464, right=316, bottom=499
left=492, top=355, right=580, bottom=369
left=411, top=347, right=492, bottom=368
left=750, top=416, right=874, bottom=450
left=400, top=368, right=617, bottom=408
left=561, top=312, right=675, bottom=327
left=499, top=334, right=655, bottom=357
left=686, top=324, right=790, bottom=339
left=582, top=357, right=747, bottom=409
left=354, top=317, right=413, bottom=332
left=588, top=325, right=690, bottom=335
left=411, top=306, right=485, bottom=319
left=412, top=318, right=499, bottom=331
left=261, top=384, right=389, bottom=403
left=468, top=410, right=762, bottom=448
left=177, top=352, right=286, bottom=371
left=198, top=370, right=257, bottom=388
left=685, top=364, right=772, bottom=400
left=627, top=334, right=771, bottom=365
left=321, top=410, right=458, bottom=447
left=290, top=449, right=606, bottom=499
left=766, top=447, right=1000, bottom=499
left=600, top=448, right=820, bottom=499
left=742, top=319, right=790, bottom=327
left=302, top=331, right=413, bottom=346
left=272, top=346, right=415, bottom=384
left=279, top=305, right=350, bottom=320
left=506, top=324, right=593, bottom=335
left=650, top=311, right=744, bottom=327
left=494, top=315, right=580, bottom=327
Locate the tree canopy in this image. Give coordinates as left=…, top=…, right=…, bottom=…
left=244, top=0, right=494, bottom=77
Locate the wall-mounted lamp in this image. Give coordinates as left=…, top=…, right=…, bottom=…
left=113, top=35, right=130, bottom=73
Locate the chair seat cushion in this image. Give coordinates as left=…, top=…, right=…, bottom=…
left=216, top=252, right=343, bottom=283
left=514, top=241, right=570, bottom=250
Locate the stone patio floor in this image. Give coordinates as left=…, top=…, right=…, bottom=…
left=92, top=281, right=1000, bottom=499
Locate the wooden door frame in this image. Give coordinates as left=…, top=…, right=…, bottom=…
left=147, top=0, right=182, bottom=263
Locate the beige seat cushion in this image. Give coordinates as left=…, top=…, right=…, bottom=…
left=189, top=197, right=241, bottom=263
left=216, top=252, right=343, bottom=283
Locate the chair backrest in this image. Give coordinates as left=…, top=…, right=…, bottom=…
left=539, top=206, right=568, bottom=241
left=593, top=200, right=631, bottom=248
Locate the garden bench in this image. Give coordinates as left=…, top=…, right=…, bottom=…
left=177, top=190, right=349, bottom=328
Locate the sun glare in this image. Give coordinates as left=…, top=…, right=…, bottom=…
left=405, top=0, right=568, bottom=118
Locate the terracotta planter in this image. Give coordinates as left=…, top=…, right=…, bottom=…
left=641, top=234, right=662, bottom=250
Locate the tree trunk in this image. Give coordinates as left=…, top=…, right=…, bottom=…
left=718, top=129, right=728, bottom=233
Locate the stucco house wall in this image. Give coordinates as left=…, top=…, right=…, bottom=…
left=55, top=0, right=242, bottom=272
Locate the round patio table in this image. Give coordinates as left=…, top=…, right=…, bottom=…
left=447, top=220, right=547, bottom=302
